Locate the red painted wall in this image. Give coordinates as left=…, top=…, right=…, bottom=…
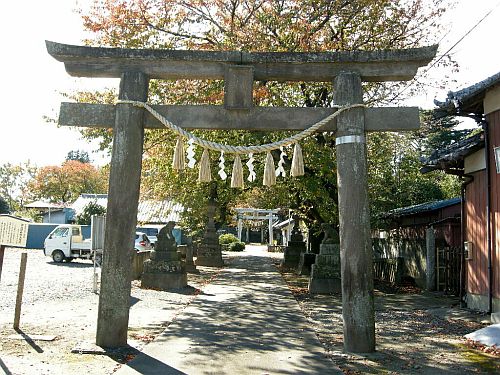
left=465, top=169, right=488, bottom=295
left=466, top=109, right=500, bottom=299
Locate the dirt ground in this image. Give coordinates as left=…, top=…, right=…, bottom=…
left=278, top=265, right=500, bottom=374
left=1, top=247, right=500, bottom=374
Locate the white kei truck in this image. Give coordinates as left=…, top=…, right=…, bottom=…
left=43, top=224, right=102, bottom=264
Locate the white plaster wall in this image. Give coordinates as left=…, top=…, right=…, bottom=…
left=484, top=85, right=500, bottom=115
left=464, top=149, right=486, bottom=174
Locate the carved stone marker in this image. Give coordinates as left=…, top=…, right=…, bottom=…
left=309, top=224, right=341, bottom=294
left=195, top=190, right=223, bottom=267
left=184, top=244, right=198, bottom=273
left=297, top=252, right=316, bottom=276
left=141, top=222, right=187, bottom=290
left=282, top=216, right=306, bottom=269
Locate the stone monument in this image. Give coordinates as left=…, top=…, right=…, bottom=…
left=184, top=244, right=198, bottom=273
left=141, top=222, right=187, bottom=290
left=195, top=184, right=223, bottom=267
left=297, top=250, right=317, bottom=276
left=308, top=223, right=341, bottom=294
left=282, top=215, right=306, bottom=269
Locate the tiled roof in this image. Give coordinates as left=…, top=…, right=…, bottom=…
left=383, top=197, right=461, bottom=218
left=434, top=72, right=500, bottom=116
left=24, top=200, right=66, bottom=209
left=420, top=132, right=484, bottom=173
left=70, top=194, right=108, bottom=214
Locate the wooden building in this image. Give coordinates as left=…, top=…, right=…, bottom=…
left=423, top=72, right=500, bottom=313
left=379, top=198, right=462, bottom=290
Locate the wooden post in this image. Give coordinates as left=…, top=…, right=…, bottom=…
left=13, top=252, right=28, bottom=330
left=96, top=71, right=149, bottom=347
left=0, top=245, right=5, bottom=282
left=334, top=72, right=375, bottom=353
left=426, top=227, right=436, bottom=291
left=268, top=213, right=274, bottom=245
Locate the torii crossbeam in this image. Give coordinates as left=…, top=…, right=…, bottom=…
left=47, top=41, right=437, bottom=353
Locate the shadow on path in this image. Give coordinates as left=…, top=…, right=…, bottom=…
left=117, top=246, right=340, bottom=374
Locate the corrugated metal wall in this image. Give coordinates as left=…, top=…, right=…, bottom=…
left=26, top=224, right=58, bottom=249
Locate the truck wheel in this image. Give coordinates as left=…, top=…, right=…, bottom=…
left=52, top=250, right=65, bottom=263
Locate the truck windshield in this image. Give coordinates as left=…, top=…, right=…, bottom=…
left=51, top=227, right=69, bottom=238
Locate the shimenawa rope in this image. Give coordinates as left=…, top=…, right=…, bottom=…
left=115, top=100, right=365, bottom=186
left=116, top=100, right=365, bottom=154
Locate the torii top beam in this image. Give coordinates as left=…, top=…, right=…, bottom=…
left=46, top=41, right=437, bottom=82
left=47, top=41, right=438, bottom=132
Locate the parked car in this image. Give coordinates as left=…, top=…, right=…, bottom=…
left=134, top=232, right=152, bottom=252
left=136, top=225, right=163, bottom=248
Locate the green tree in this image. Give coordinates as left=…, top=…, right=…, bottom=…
left=0, top=196, right=9, bottom=214
left=76, top=0, right=456, bottom=232
left=0, top=162, right=38, bottom=211
left=76, top=201, right=106, bottom=225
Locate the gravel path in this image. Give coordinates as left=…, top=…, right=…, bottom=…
left=0, top=247, right=220, bottom=375
left=2, top=247, right=499, bottom=374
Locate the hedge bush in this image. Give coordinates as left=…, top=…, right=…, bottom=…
left=228, top=241, right=245, bottom=252
left=219, top=233, right=239, bottom=245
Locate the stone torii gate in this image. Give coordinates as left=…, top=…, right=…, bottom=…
left=47, top=41, right=436, bottom=353
left=234, top=208, right=279, bottom=245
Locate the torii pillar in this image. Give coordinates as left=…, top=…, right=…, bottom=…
left=46, top=41, right=437, bottom=352
left=96, top=72, right=149, bottom=346
left=334, top=72, right=374, bottom=352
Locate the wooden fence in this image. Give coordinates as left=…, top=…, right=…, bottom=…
left=131, top=250, right=151, bottom=280
left=436, top=246, right=460, bottom=295
left=373, top=257, right=403, bottom=284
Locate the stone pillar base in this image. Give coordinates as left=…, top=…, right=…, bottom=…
left=142, top=271, right=187, bottom=290
left=309, top=243, right=341, bottom=294
left=185, top=264, right=199, bottom=273
left=283, top=241, right=306, bottom=269
left=298, top=253, right=316, bottom=275
left=141, top=257, right=187, bottom=290
left=195, top=246, right=223, bottom=267
left=177, top=244, right=188, bottom=259
left=308, top=275, right=341, bottom=294
left=184, top=244, right=198, bottom=273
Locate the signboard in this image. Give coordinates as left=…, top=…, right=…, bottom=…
left=91, top=215, right=106, bottom=250
left=0, top=215, right=29, bottom=247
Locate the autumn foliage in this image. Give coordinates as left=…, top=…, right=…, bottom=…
left=82, top=0, right=447, bottom=52
left=29, top=160, right=108, bottom=203
left=75, top=0, right=459, bottom=231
